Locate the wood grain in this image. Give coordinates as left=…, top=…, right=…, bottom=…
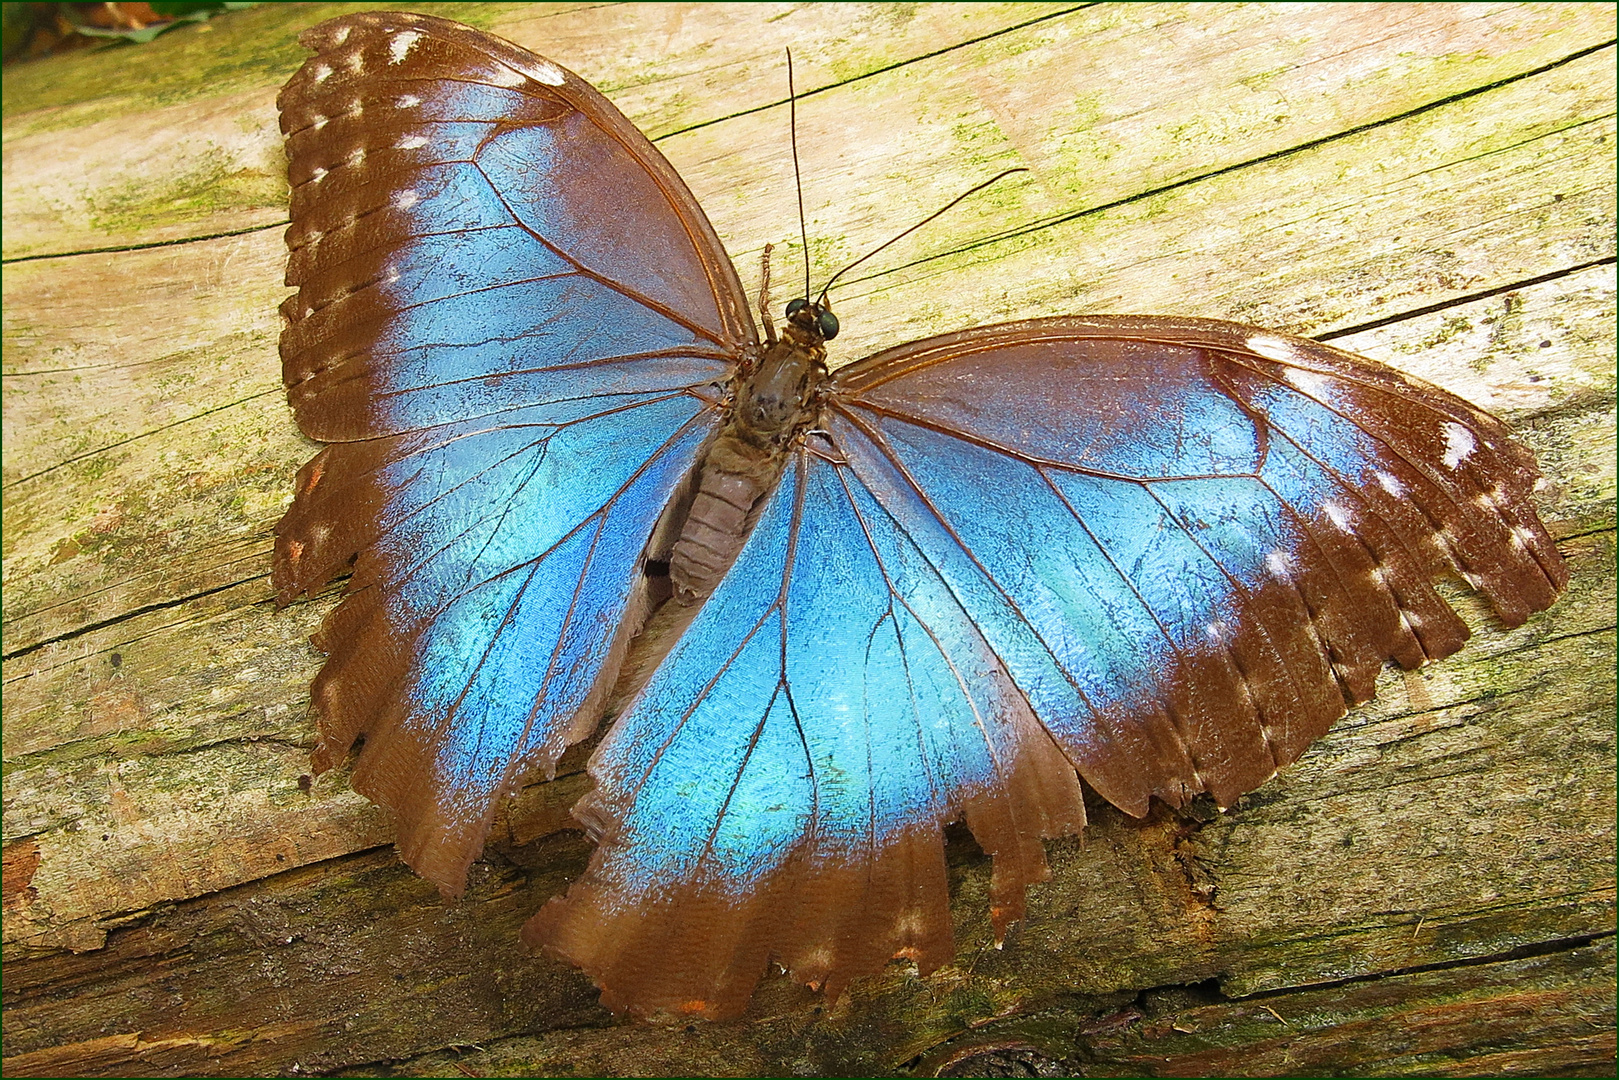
left=2, top=3, right=1614, bottom=1076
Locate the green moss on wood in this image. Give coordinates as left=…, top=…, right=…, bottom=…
left=85, top=151, right=284, bottom=236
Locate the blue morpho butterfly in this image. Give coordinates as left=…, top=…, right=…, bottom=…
left=272, top=12, right=1567, bottom=1019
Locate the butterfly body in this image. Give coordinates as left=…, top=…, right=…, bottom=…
left=274, top=12, right=1566, bottom=1019
left=669, top=305, right=830, bottom=602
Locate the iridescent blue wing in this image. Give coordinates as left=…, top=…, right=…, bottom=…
left=272, top=12, right=753, bottom=891
left=528, top=449, right=1088, bottom=1018
left=529, top=316, right=1564, bottom=1017
left=827, top=317, right=1566, bottom=813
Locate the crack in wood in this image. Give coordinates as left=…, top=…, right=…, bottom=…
left=0, top=574, right=270, bottom=663
left=1320, top=257, right=1619, bottom=341
left=651, top=4, right=1098, bottom=140
left=0, top=220, right=289, bottom=267
left=1236, top=929, right=1616, bottom=1000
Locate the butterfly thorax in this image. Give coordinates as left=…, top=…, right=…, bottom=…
left=667, top=322, right=828, bottom=603
left=734, top=322, right=828, bottom=447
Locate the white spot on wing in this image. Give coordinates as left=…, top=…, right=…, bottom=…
left=396, top=93, right=422, bottom=108
left=311, top=63, right=332, bottom=84
left=1283, top=366, right=1332, bottom=397
left=512, top=57, right=566, bottom=85
left=1265, top=550, right=1292, bottom=579
left=346, top=147, right=365, bottom=167
left=1243, top=333, right=1295, bottom=362
left=344, top=50, right=365, bottom=74
left=311, top=114, right=328, bottom=130
left=1322, top=501, right=1352, bottom=531
left=799, top=946, right=831, bottom=970
left=330, top=25, right=350, bottom=46
left=1375, top=470, right=1406, bottom=497
left=308, top=166, right=328, bottom=184
left=1442, top=422, right=1476, bottom=468
left=1511, top=525, right=1536, bottom=550
left=395, top=134, right=428, bottom=150
left=485, top=64, right=527, bottom=88
left=1247, top=334, right=1296, bottom=362
left=389, top=30, right=423, bottom=64
left=391, top=189, right=419, bottom=209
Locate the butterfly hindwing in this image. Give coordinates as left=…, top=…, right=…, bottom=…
left=529, top=450, right=1087, bottom=1018
left=273, top=12, right=754, bottom=891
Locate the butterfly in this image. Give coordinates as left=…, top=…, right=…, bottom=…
left=272, top=11, right=1567, bottom=1020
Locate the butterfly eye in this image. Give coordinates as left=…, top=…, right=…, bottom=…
left=785, top=298, right=808, bottom=317
left=817, top=309, right=840, bottom=340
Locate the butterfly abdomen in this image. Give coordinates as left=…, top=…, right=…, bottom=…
left=669, top=433, right=782, bottom=601
left=669, top=329, right=828, bottom=602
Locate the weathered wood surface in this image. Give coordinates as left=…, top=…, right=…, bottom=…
left=2, top=3, right=1614, bottom=1076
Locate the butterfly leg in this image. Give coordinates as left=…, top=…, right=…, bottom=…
left=758, top=242, right=778, bottom=344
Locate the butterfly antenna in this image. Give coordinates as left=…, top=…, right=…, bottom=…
left=817, top=167, right=1029, bottom=305
left=787, top=49, right=811, bottom=304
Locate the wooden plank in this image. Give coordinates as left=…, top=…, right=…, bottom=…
left=3, top=3, right=1609, bottom=259
left=917, top=938, right=1619, bottom=1078
left=2, top=2, right=1614, bottom=1076
left=3, top=171, right=1610, bottom=958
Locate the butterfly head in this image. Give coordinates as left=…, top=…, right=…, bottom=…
left=731, top=297, right=831, bottom=449
left=784, top=297, right=839, bottom=342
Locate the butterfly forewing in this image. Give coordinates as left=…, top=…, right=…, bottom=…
left=827, top=317, right=1566, bottom=808
left=273, top=11, right=755, bottom=892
